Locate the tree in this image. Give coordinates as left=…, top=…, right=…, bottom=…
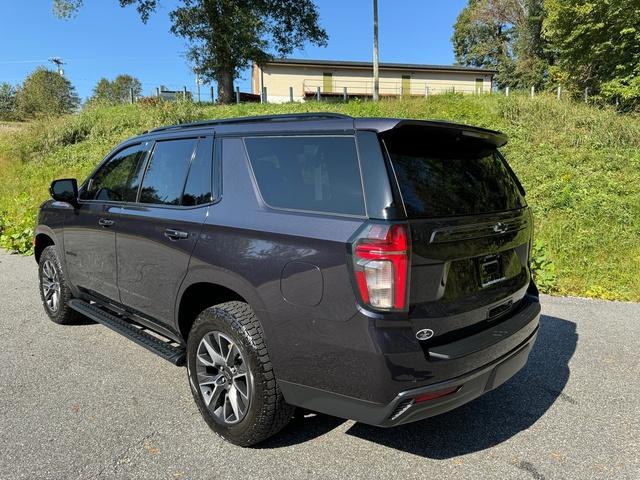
left=543, top=0, right=640, bottom=109
left=0, top=83, right=18, bottom=121
left=91, top=78, right=112, bottom=103
left=111, top=75, right=142, bottom=102
left=452, top=0, right=514, bottom=88
left=452, top=0, right=551, bottom=89
left=15, top=68, right=80, bottom=118
left=53, top=0, right=328, bottom=104
left=90, top=75, right=142, bottom=104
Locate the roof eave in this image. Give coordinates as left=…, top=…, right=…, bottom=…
left=261, top=58, right=497, bottom=75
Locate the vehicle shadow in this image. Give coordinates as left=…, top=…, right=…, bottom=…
left=257, top=411, right=347, bottom=448
left=260, top=314, right=577, bottom=454
left=66, top=316, right=97, bottom=326
left=344, top=314, right=577, bottom=458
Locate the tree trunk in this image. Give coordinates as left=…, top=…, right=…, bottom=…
left=217, top=70, right=234, bottom=104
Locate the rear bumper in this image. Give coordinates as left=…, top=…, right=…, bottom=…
left=279, top=296, right=540, bottom=426
left=380, top=323, right=537, bottom=426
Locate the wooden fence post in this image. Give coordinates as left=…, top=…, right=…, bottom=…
left=289, top=86, right=294, bottom=103
left=236, top=86, right=240, bottom=104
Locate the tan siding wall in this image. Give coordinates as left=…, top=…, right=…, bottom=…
left=252, top=63, right=260, bottom=95
left=255, top=64, right=493, bottom=102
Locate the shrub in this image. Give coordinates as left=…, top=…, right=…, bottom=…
left=0, top=193, right=35, bottom=255
left=530, top=240, right=557, bottom=293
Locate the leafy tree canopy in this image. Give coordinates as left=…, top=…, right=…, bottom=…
left=0, top=83, right=18, bottom=121
left=543, top=0, right=640, bottom=110
left=90, top=75, right=142, bottom=104
left=15, top=68, right=80, bottom=118
left=54, top=0, right=328, bottom=103
left=452, top=0, right=550, bottom=89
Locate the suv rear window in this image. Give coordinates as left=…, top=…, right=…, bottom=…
left=383, top=127, right=525, bottom=218
left=244, top=136, right=365, bottom=216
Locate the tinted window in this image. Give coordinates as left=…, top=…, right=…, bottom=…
left=81, top=144, right=147, bottom=201
left=244, top=136, right=365, bottom=216
left=384, top=127, right=525, bottom=217
left=139, top=138, right=198, bottom=205
left=182, top=137, right=213, bottom=206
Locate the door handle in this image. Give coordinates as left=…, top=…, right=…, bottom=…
left=98, top=218, right=115, bottom=227
left=164, top=228, right=189, bottom=240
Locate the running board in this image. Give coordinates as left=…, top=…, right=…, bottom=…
left=68, top=299, right=186, bottom=366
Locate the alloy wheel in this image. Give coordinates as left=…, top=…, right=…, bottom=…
left=196, top=331, right=252, bottom=425
left=41, top=260, right=61, bottom=313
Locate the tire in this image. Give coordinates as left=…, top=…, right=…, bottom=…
left=186, top=301, right=294, bottom=446
left=38, top=245, right=81, bottom=325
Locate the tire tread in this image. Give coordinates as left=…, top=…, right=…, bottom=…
left=39, top=246, right=82, bottom=325
left=188, top=301, right=293, bottom=446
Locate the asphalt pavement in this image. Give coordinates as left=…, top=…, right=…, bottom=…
left=0, top=250, right=638, bottom=479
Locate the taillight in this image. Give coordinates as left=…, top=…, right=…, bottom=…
left=352, top=223, right=409, bottom=310
left=414, top=386, right=460, bottom=403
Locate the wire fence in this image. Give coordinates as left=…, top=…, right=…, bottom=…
left=130, top=83, right=608, bottom=107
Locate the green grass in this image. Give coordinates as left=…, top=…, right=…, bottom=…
left=1, top=94, right=639, bottom=301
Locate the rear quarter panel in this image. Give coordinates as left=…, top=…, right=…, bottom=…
left=184, top=137, right=367, bottom=387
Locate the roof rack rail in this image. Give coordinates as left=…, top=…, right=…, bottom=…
left=146, top=112, right=352, bottom=134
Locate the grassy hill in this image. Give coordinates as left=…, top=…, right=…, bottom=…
left=1, top=94, right=639, bottom=301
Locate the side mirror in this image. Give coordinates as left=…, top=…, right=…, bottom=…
left=50, top=178, right=78, bottom=206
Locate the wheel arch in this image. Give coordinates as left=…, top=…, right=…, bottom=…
left=34, top=229, right=56, bottom=263
left=175, top=268, right=267, bottom=343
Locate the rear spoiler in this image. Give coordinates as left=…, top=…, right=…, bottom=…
left=353, top=118, right=508, bottom=148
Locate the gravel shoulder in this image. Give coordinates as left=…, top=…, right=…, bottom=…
left=0, top=250, right=638, bottom=480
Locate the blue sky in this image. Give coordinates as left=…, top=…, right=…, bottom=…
left=0, top=0, right=468, bottom=101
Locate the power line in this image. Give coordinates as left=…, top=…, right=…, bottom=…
left=0, top=59, right=50, bottom=65
left=0, top=57, right=187, bottom=65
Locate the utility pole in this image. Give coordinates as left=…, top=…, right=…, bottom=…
left=195, top=73, right=202, bottom=103
left=49, top=57, right=65, bottom=76
left=372, top=0, right=380, bottom=102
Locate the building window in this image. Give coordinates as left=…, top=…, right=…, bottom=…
left=323, top=72, right=333, bottom=93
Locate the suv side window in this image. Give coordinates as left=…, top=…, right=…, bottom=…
left=182, top=136, right=214, bottom=206
left=81, top=144, right=147, bottom=202
left=244, top=136, right=365, bottom=216
left=139, top=138, right=198, bottom=206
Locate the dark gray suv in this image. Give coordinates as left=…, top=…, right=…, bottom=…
left=36, top=113, right=541, bottom=446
